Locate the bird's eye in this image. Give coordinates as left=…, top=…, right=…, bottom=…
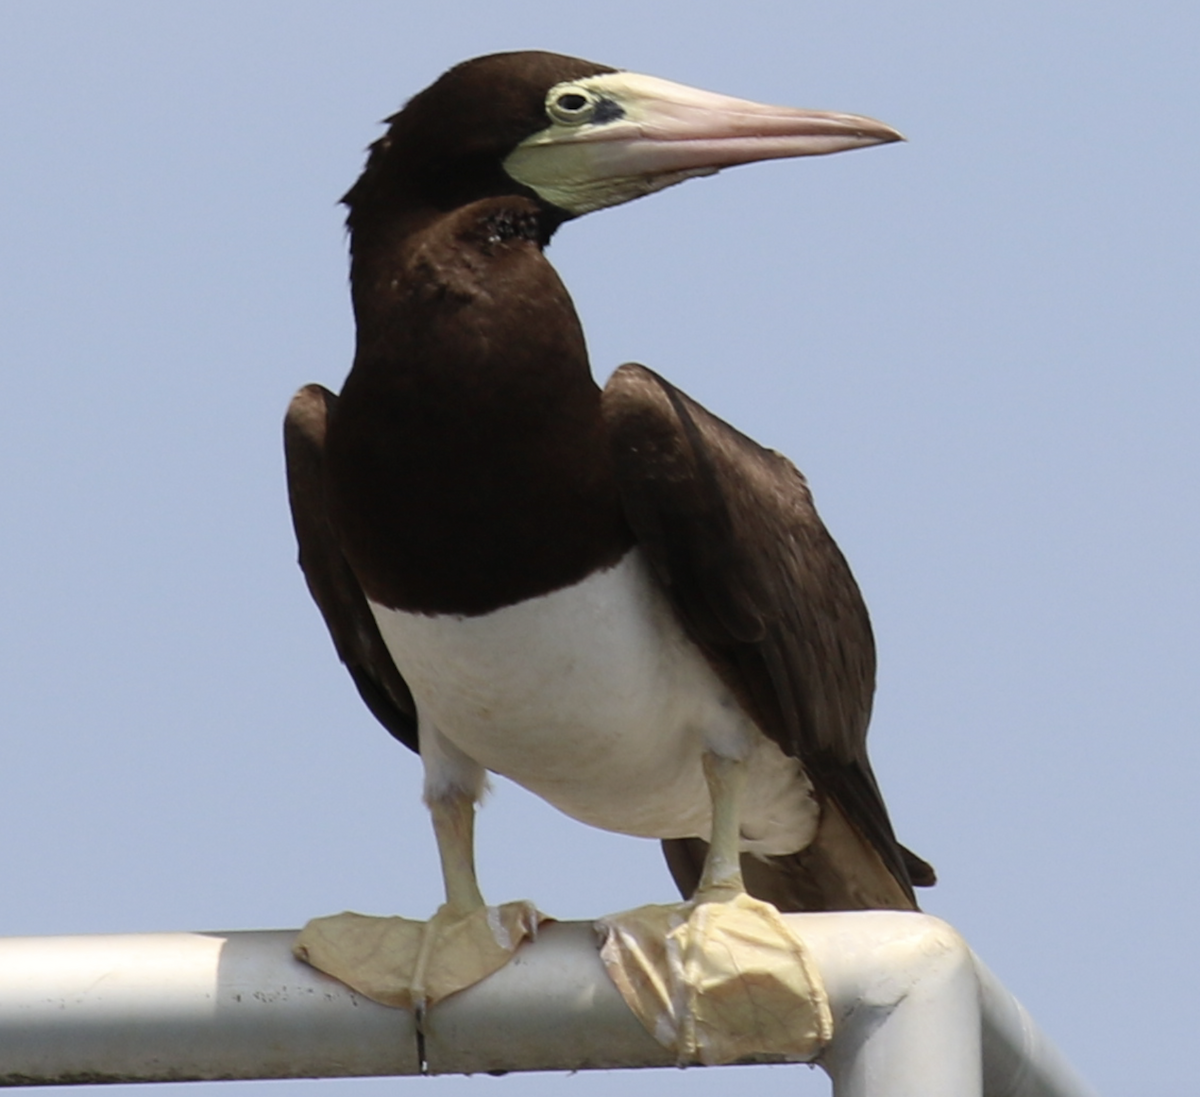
left=547, top=86, right=597, bottom=125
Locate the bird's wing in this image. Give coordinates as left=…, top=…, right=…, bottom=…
left=602, top=363, right=932, bottom=910
left=284, top=384, right=418, bottom=752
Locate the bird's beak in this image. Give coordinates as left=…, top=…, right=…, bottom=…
left=503, top=71, right=903, bottom=216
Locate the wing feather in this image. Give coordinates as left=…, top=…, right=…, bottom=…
left=603, top=363, right=931, bottom=905
left=284, top=384, right=419, bottom=752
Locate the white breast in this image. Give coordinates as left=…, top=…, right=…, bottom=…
left=369, top=549, right=817, bottom=856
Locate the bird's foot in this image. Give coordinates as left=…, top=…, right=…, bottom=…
left=596, top=892, right=832, bottom=1065
left=294, top=900, right=543, bottom=1011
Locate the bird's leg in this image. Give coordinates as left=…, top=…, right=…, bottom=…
left=411, top=789, right=482, bottom=1004
left=597, top=749, right=830, bottom=1063
left=293, top=770, right=539, bottom=1011
left=429, top=788, right=485, bottom=915
left=694, top=751, right=747, bottom=902
left=409, top=787, right=487, bottom=1010
left=392, top=728, right=542, bottom=1012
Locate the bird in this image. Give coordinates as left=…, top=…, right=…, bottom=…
left=284, top=49, right=934, bottom=1003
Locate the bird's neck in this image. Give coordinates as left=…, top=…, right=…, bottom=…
left=328, top=196, right=633, bottom=616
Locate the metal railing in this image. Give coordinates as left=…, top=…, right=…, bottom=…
left=0, top=912, right=1096, bottom=1096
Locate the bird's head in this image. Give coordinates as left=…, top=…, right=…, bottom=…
left=344, top=50, right=902, bottom=231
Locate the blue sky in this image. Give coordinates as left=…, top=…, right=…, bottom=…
left=2, top=3, right=1197, bottom=1094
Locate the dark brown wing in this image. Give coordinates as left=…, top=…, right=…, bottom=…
left=284, top=384, right=418, bottom=752
left=602, top=364, right=934, bottom=911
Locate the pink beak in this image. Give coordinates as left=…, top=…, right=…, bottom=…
left=504, top=71, right=902, bottom=214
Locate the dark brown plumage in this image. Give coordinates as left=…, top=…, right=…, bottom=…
left=602, top=365, right=933, bottom=905
left=328, top=190, right=633, bottom=615
left=285, top=50, right=932, bottom=916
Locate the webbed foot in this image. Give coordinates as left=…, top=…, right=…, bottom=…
left=596, top=892, right=831, bottom=1065
left=294, top=900, right=543, bottom=1010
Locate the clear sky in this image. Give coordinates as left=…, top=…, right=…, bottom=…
left=2, top=2, right=1196, bottom=1094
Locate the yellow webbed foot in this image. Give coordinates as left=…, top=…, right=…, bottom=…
left=294, top=901, right=543, bottom=1010
left=596, top=892, right=831, bottom=1065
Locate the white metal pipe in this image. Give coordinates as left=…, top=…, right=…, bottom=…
left=800, top=912, right=985, bottom=1097
left=422, top=921, right=674, bottom=1073
left=0, top=915, right=1096, bottom=1095
left=0, top=930, right=417, bottom=1084
left=974, top=957, right=1097, bottom=1097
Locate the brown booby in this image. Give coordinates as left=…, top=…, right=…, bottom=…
left=285, top=50, right=933, bottom=1003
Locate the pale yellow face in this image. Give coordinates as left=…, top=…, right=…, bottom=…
left=502, top=71, right=903, bottom=216
left=503, top=73, right=720, bottom=215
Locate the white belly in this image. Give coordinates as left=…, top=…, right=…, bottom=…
left=369, top=549, right=817, bottom=856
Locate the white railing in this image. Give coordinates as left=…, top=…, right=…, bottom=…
left=0, top=912, right=1096, bottom=1096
